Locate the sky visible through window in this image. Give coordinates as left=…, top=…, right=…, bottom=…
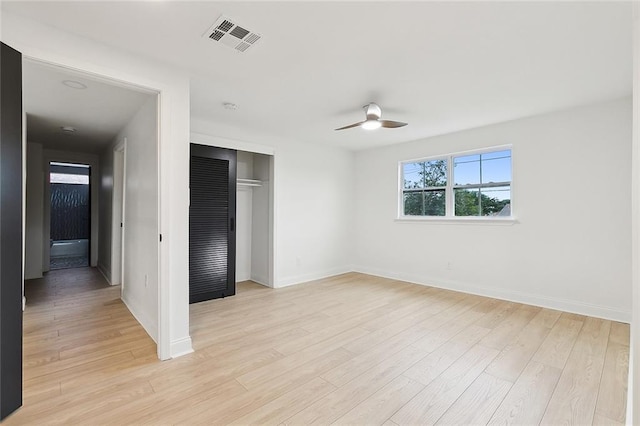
left=50, top=173, right=89, bottom=185
left=403, top=149, right=511, bottom=201
left=454, top=150, right=511, bottom=201
left=50, top=162, right=90, bottom=185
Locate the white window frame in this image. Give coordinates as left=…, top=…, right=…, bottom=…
left=401, top=157, right=448, bottom=217
left=397, top=145, right=514, bottom=222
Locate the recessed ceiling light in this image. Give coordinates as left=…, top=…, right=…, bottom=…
left=62, top=80, right=87, bottom=90
left=60, top=126, right=77, bottom=133
left=223, top=102, right=238, bottom=110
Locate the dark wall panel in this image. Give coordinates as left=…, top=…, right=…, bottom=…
left=0, top=42, right=23, bottom=420
left=50, top=183, right=90, bottom=240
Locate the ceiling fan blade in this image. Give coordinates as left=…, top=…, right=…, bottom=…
left=335, top=121, right=365, bottom=131
left=379, top=120, right=408, bottom=128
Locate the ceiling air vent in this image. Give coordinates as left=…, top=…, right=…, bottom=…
left=204, top=16, right=262, bottom=53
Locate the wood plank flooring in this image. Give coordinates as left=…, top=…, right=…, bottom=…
left=5, top=268, right=629, bottom=425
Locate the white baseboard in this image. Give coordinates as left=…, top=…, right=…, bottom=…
left=122, top=294, right=192, bottom=361
left=170, top=336, right=194, bottom=359
left=627, top=361, right=634, bottom=425
left=250, top=274, right=272, bottom=288
left=97, top=263, right=112, bottom=285
left=236, top=274, right=251, bottom=282
left=24, top=272, right=43, bottom=280
left=276, top=266, right=353, bottom=288
left=121, top=296, right=158, bottom=344
left=352, top=265, right=631, bottom=324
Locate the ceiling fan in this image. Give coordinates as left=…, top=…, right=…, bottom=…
left=335, top=102, right=408, bottom=131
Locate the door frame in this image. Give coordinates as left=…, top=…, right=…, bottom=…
left=20, top=55, right=173, bottom=360
left=111, top=139, right=126, bottom=288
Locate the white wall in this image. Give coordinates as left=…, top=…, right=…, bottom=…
left=354, top=97, right=632, bottom=322
left=236, top=151, right=254, bottom=282
left=271, top=140, right=355, bottom=286
left=251, top=153, right=272, bottom=286
left=116, top=97, right=159, bottom=342
left=24, top=142, right=43, bottom=280
left=191, top=121, right=356, bottom=288
left=3, top=11, right=192, bottom=359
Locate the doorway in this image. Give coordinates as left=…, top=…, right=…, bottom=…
left=21, top=56, right=166, bottom=357
left=48, top=161, right=91, bottom=270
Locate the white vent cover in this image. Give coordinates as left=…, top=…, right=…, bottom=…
left=204, top=16, right=262, bottom=53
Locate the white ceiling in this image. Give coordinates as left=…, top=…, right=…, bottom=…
left=23, top=60, right=153, bottom=153
left=4, top=1, right=632, bottom=151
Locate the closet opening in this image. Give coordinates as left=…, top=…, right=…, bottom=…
left=236, top=151, right=273, bottom=288
left=188, top=146, right=274, bottom=305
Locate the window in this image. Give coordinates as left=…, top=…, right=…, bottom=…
left=402, top=159, right=447, bottom=216
left=400, top=147, right=512, bottom=219
left=50, top=162, right=90, bottom=185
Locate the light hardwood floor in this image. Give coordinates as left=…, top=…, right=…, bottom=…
left=6, top=268, right=629, bottom=425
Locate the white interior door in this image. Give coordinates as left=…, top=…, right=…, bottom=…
left=111, top=143, right=125, bottom=286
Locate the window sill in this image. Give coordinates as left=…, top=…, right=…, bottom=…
left=395, top=216, right=518, bottom=226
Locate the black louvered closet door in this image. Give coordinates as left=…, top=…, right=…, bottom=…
left=189, top=144, right=237, bottom=304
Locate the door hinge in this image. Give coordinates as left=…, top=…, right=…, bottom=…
left=159, top=234, right=163, bottom=242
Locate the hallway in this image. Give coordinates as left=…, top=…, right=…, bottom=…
left=15, top=268, right=158, bottom=423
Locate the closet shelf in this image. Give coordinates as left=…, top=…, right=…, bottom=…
left=237, top=178, right=263, bottom=187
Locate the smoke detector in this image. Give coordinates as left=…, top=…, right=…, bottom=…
left=204, top=16, right=262, bottom=53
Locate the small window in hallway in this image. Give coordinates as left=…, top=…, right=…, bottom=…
left=49, top=162, right=91, bottom=270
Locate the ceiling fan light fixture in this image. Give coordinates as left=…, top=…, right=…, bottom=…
left=335, top=103, right=407, bottom=131
left=361, top=119, right=382, bottom=130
